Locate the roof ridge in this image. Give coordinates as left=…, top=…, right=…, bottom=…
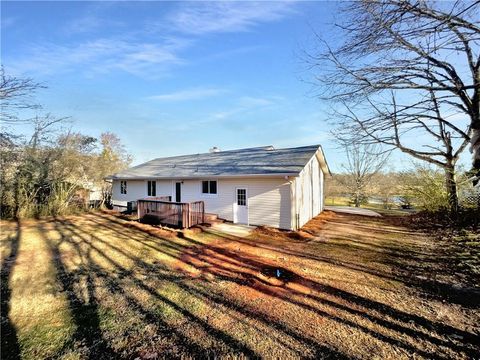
left=142, top=144, right=320, bottom=163
left=144, top=145, right=275, bottom=162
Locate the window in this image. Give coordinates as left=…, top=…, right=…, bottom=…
left=237, top=188, right=246, bottom=206
left=120, top=181, right=127, bottom=194
left=210, top=180, right=217, bottom=194
left=147, top=180, right=156, bottom=196
left=202, top=180, right=217, bottom=194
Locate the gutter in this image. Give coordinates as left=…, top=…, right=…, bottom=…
left=105, top=172, right=299, bottom=181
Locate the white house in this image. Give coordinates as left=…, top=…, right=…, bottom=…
left=107, top=145, right=330, bottom=230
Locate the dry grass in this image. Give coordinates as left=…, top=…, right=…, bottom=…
left=1, top=210, right=479, bottom=359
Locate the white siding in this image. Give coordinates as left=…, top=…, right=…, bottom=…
left=112, top=180, right=171, bottom=208
left=179, top=178, right=292, bottom=229
left=156, top=180, right=173, bottom=198
left=112, top=177, right=292, bottom=229
left=293, top=153, right=325, bottom=229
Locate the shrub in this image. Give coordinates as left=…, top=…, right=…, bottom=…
left=400, top=164, right=450, bottom=211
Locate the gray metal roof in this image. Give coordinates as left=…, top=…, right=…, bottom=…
left=107, top=144, right=329, bottom=180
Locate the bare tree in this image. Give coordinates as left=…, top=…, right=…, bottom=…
left=338, top=143, right=389, bottom=207
left=309, top=0, right=480, bottom=210
left=0, top=66, right=44, bottom=124
left=334, top=92, right=469, bottom=209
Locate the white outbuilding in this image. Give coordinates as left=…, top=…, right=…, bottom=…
left=108, top=144, right=330, bottom=230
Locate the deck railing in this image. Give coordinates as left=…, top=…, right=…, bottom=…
left=137, top=199, right=205, bottom=228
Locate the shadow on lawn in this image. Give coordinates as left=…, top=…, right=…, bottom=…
left=319, top=216, right=480, bottom=308
left=91, top=213, right=479, bottom=358
left=47, top=215, right=348, bottom=359
left=17, top=212, right=478, bottom=359
left=43, top=221, right=118, bottom=360
left=42, top=220, right=262, bottom=358
left=1, top=220, right=21, bottom=360
left=174, top=235, right=479, bottom=358
left=205, top=214, right=480, bottom=309
left=43, top=220, right=231, bottom=359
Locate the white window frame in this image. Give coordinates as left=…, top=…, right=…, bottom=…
left=147, top=180, right=156, bottom=197
left=236, top=188, right=247, bottom=206
left=120, top=180, right=127, bottom=195
left=200, top=179, right=218, bottom=197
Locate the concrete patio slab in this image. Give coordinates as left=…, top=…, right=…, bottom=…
left=325, top=205, right=382, bottom=217
left=210, top=222, right=255, bottom=237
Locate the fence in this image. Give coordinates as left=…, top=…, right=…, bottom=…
left=137, top=199, right=205, bottom=228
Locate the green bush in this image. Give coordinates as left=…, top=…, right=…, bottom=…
left=400, top=164, right=450, bottom=211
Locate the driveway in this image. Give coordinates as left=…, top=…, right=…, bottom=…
left=325, top=205, right=382, bottom=217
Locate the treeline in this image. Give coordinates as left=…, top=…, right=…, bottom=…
left=1, top=68, right=131, bottom=219
left=326, top=164, right=478, bottom=212
left=0, top=126, right=130, bottom=219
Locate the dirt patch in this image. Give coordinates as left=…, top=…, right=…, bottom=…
left=253, top=226, right=315, bottom=242
left=252, top=211, right=336, bottom=242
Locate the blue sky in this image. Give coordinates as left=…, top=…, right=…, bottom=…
left=1, top=1, right=470, bottom=171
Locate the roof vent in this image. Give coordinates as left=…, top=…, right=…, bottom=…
left=266, top=145, right=275, bottom=151
left=209, top=146, right=220, bottom=153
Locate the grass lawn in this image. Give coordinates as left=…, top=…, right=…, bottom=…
left=1, top=211, right=479, bottom=359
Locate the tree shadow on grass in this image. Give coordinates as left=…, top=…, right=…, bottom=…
left=76, top=215, right=354, bottom=358
left=42, top=224, right=118, bottom=360
left=178, top=235, right=480, bottom=359
left=203, top=218, right=480, bottom=309
left=93, top=212, right=479, bottom=358
left=1, top=220, right=21, bottom=360
left=47, top=219, right=269, bottom=359
left=318, top=216, right=480, bottom=308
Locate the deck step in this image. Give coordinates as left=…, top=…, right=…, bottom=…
left=204, top=213, right=225, bottom=224
left=204, top=213, right=218, bottom=221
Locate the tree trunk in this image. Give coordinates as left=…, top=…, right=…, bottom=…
left=471, top=70, right=479, bottom=185
left=354, top=193, right=361, bottom=207
left=472, top=126, right=480, bottom=186
left=445, top=162, right=459, bottom=213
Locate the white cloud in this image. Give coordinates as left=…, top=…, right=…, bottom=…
left=7, top=37, right=188, bottom=77
left=148, top=87, right=226, bottom=102
left=210, top=95, right=279, bottom=121
left=238, top=96, right=279, bottom=107
left=167, top=1, right=297, bottom=35
left=5, top=1, right=298, bottom=79
left=63, top=2, right=122, bottom=35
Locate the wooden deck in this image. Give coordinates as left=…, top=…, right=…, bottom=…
left=137, top=199, right=205, bottom=228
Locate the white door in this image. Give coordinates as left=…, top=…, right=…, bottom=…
left=233, top=188, right=248, bottom=224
